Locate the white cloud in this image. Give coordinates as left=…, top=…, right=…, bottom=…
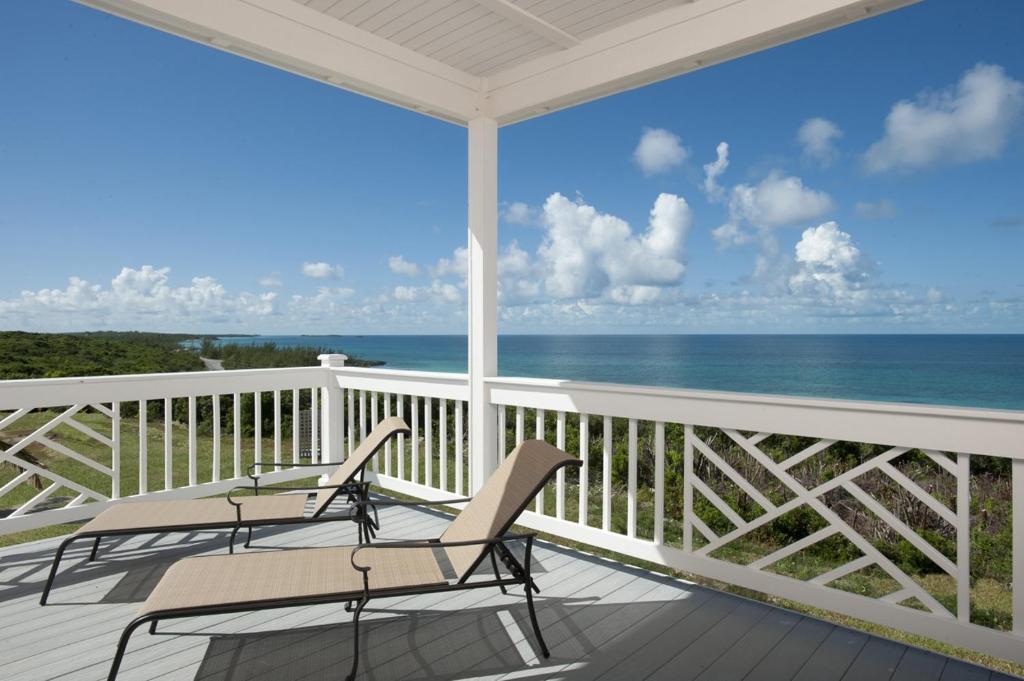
left=854, top=200, right=897, bottom=220
left=537, top=192, right=691, bottom=301
left=633, top=128, right=688, bottom=175
left=502, top=202, right=537, bottom=225
left=387, top=255, right=420, bottom=277
left=301, top=261, right=344, bottom=279
left=702, top=142, right=730, bottom=201
left=864, top=63, right=1024, bottom=173
left=0, top=266, right=281, bottom=330
left=797, top=117, right=843, bottom=166
left=711, top=222, right=755, bottom=249
left=393, top=280, right=462, bottom=304
left=789, top=222, right=873, bottom=298
left=430, top=247, right=468, bottom=279
left=729, top=172, right=835, bottom=229
left=259, top=272, right=282, bottom=287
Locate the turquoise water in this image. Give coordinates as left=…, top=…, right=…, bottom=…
left=206, top=335, right=1024, bottom=411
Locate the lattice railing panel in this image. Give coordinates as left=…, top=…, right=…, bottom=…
left=687, top=427, right=967, bottom=621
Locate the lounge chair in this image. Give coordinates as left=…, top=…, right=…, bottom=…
left=105, top=439, right=580, bottom=681
left=40, top=416, right=410, bottom=605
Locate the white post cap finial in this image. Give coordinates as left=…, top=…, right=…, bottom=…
left=318, top=353, right=348, bottom=368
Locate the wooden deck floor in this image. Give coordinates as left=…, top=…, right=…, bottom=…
left=0, top=498, right=1015, bottom=681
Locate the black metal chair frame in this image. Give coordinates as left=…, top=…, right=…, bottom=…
left=104, top=457, right=581, bottom=681
left=40, top=460, right=375, bottom=606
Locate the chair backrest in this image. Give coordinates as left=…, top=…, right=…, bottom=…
left=312, top=416, right=410, bottom=515
left=440, top=440, right=581, bottom=581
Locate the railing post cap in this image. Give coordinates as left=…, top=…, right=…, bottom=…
left=318, top=353, right=348, bottom=367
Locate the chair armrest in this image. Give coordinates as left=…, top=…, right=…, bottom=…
left=226, top=481, right=370, bottom=523
left=350, top=533, right=536, bottom=573
left=246, top=460, right=335, bottom=483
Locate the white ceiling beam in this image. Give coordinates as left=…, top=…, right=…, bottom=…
left=485, top=0, right=920, bottom=125
left=470, top=0, right=580, bottom=49
left=75, top=0, right=485, bottom=124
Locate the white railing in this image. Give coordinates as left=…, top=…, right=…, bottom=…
left=486, top=376, right=1024, bottom=665
left=327, top=367, right=471, bottom=501
left=0, top=365, right=338, bottom=533
left=3, top=363, right=1024, bottom=664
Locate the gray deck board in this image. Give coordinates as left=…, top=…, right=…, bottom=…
left=0, top=498, right=1017, bottom=681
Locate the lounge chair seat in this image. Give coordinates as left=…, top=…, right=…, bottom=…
left=106, top=439, right=582, bottom=681
left=40, top=417, right=411, bottom=605
left=140, top=545, right=448, bottom=615
left=80, top=495, right=310, bottom=535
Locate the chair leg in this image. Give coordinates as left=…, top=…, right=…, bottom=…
left=524, top=578, right=549, bottom=659
left=107, top=616, right=153, bottom=681
left=345, top=598, right=368, bottom=681
left=89, top=536, right=102, bottom=561
left=149, top=619, right=158, bottom=635
left=490, top=549, right=507, bottom=595
left=244, top=526, right=253, bottom=548
left=40, top=534, right=80, bottom=605
left=228, top=526, right=240, bottom=554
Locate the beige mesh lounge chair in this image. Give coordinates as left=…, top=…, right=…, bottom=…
left=105, top=439, right=581, bottom=681
left=40, top=416, right=410, bottom=605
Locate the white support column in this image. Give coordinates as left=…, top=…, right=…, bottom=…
left=467, top=116, right=499, bottom=494
left=318, top=354, right=347, bottom=483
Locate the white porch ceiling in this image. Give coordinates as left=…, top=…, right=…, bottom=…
left=77, top=0, right=918, bottom=125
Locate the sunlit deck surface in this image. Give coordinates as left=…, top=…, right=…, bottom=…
left=0, top=498, right=1015, bottom=681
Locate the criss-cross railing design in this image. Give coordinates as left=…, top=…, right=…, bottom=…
left=0, top=403, right=121, bottom=517
left=687, top=428, right=967, bottom=621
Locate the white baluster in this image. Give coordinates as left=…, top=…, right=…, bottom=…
left=654, top=421, right=665, bottom=545
left=384, top=393, right=392, bottom=476
left=254, top=392, right=262, bottom=466
left=138, top=400, right=147, bottom=495
left=310, top=387, right=318, bottom=464
left=455, top=401, right=464, bottom=495
left=411, top=396, right=420, bottom=484
left=273, top=390, right=282, bottom=465
left=425, top=397, right=433, bottom=488
left=292, top=389, right=300, bottom=464
left=602, top=416, right=612, bottom=532
left=684, top=424, right=694, bottom=552
left=957, top=453, right=971, bottom=622
left=556, top=411, right=566, bottom=520
left=535, top=409, right=545, bottom=514
left=440, top=399, right=449, bottom=491
left=212, top=395, right=221, bottom=482
left=371, top=391, right=379, bottom=472
left=233, top=393, right=241, bottom=479
left=164, top=398, right=173, bottom=490
left=188, top=396, right=197, bottom=485
left=579, top=414, right=589, bottom=527
left=627, top=418, right=637, bottom=538
left=397, top=395, right=405, bottom=480
left=111, top=402, right=121, bottom=500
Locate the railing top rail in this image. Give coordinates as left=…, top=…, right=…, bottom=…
left=328, top=366, right=469, bottom=401
left=486, top=375, right=1024, bottom=458
left=0, top=366, right=328, bottom=410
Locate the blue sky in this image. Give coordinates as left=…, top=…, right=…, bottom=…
left=1, top=0, right=1022, bottom=334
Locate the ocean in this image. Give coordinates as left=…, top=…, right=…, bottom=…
left=204, top=335, right=1024, bottom=411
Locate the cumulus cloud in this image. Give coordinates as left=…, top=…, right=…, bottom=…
left=301, top=261, right=344, bottom=279
left=393, top=280, right=461, bottom=304
left=789, top=222, right=873, bottom=298
left=633, top=128, right=688, bottom=175
left=502, top=201, right=537, bottom=226
left=0, top=266, right=280, bottom=330
left=702, top=142, right=730, bottom=201
left=388, top=255, right=420, bottom=277
left=713, top=171, right=834, bottom=250
left=430, top=247, right=468, bottom=278
left=537, top=192, right=691, bottom=302
left=259, top=272, right=282, bottom=287
left=797, top=117, right=843, bottom=166
left=855, top=200, right=897, bottom=220
left=864, top=63, right=1024, bottom=173
left=730, top=172, right=835, bottom=229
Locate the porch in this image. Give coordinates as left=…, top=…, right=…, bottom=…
left=0, top=495, right=1011, bottom=681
